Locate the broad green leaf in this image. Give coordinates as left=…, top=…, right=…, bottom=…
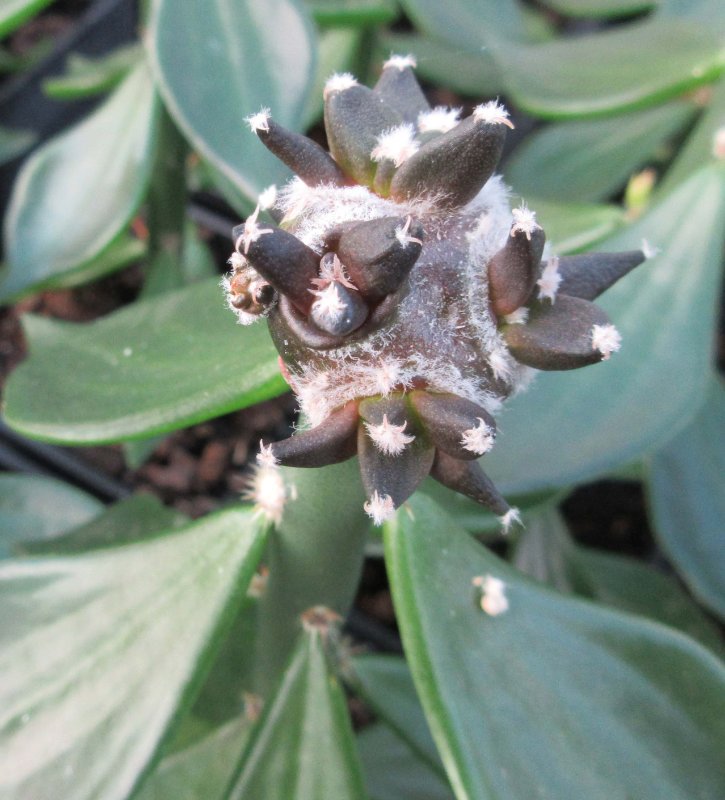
left=1, top=61, right=158, bottom=301
left=0, top=0, right=53, bottom=37
left=490, top=17, right=725, bottom=119
left=3, top=278, right=287, bottom=443
left=0, top=473, right=102, bottom=558
left=488, top=166, right=725, bottom=494
left=647, top=377, right=725, bottom=619
left=513, top=506, right=723, bottom=652
left=303, top=26, right=363, bottom=129
left=18, top=494, right=186, bottom=556
left=0, top=124, right=36, bottom=166
left=0, top=508, right=268, bottom=800
left=505, top=102, right=695, bottom=203
left=251, top=459, right=369, bottom=695
left=307, top=0, right=398, bottom=26
left=385, top=494, right=725, bottom=800
left=352, top=654, right=444, bottom=776
left=42, top=44, right=143, bottom=100
left=374, top=31, right=503, bottom=97
left=149, top=0, right=316, bottom=205
left=400, top=0, right=525, bottom=48
left=136, top=716, right=252, bottom=800
left=226, top=627, right=367, bottom=800
left=526, top=198, right=624, bottom=252
left=357, top=723, right=454, bottom=800
left=658, top=77, right=725, bottom=196
left=540, top=0, right=654, bottom=16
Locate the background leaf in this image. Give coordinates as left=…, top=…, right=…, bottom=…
left=42, top=44, right=143, bottom=100
left=646, top=377, right=725, bottom=619
left=307, top=0, right=398, bottom=26
left=524, top=199, right=624, bottom=252
left=0, top=473, right=103, bottom=558
left=512, top=505, right=723, bottom=652
left=488, top=165, right=725, bottom=494
left=505, top=101, right=695, bottom=203
left=0, top=124, right=36, bottom=167
left=0, top=508, right=267, bottom=800
left=1, top=61, right=158, bottom=301
left=0, top=0, right=54, bottom=37
left=385, top=494, right=725, bottom=800
left=149, top=0, right=316, bottom=204
left=226, top=627, right=367, bottom=800
left=539, top=0, right=655, bottom=17
left=3, top=278, right=287, bottom=443
left=490, top=17, right=725, bottom=118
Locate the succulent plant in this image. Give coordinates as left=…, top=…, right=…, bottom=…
left=224, top=55, right=646, bottom=528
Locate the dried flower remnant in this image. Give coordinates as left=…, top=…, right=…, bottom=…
left=225, top=57, right=646, bottom=527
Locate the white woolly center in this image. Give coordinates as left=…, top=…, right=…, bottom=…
left=371, top=124, right=420, bottom=167
left=363, top=492, right=396, bottom=525
left=364, top=415, right=415, bottom=456
left=324, top=72, right=358, bottom=97
left=591, top=324, right=622, bottom=360
left=383, top=53, right=417, bottom=70
left=246, top=108, right=270, bottom=133
left=537, top=256, right=562, bottom=303
left=472, top=100, right=514, bottom=129
left=417, top=106, right=461, bottom=134
left=473, top=574, right=509, bottom=616
left=460, top=418, right=495, bottom=455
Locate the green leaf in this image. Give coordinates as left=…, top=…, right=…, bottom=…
left=42, top=44, right=144, bottom=100
left=0, top=473, right=103, bottom=558
left=658, top=77, right=725, bottom=197
left=374, top=31, right=503, bottom=97
left=0, top=508, right=267, bottom=800
left=647, top=377, right=725, bottom=620
left=1, top=61, right=158, bottom=301
left=488, top=165, right=725, bottom=494
left=0, top=0, right=54, bottom=37
left=136, top=716, right=252, bottom=800
left=513, top=506, right=724, bottom=653
left=3, top=277, right=287, bottom=443
left=0, top=124, right=36, bottom=166
left=490, top=17, right=725, bottom=119
left=352, top=654, right=444, bottom=776
left=400, top=0, right=525, bottom=48
left=308, top=0, right=398, bottom=26
left=505, top=101, right=696, bottom=203
left=18, top=494, right=187, bottom=556
left=357, top=723, right=455, bottom=800
left=539, top=0, right=655, bottom=17
left=149, top=0, right=316, bottom=205
left=385, top=494, right=725, bottom=800
left=226, top=626, right=367, bottom=800
left=525, top=198, right=624, bottom=252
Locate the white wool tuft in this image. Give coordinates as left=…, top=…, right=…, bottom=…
left=256, top=441, right=279, bottom=468
left=364, top=414, right=415, bottom=456
left=591, top=324, right=622, bottom=360
left=510, top=204, right=540, bottom=240
left=383, top=53, right=417, bottom=70
left=246, top=108, right=271, bottom=133
left=641, top=238, right=660, bottom=260
left=489, top=348, right=514, bottom=382
left=460, top=418, right=495, bottom=455
left=364, top=492, right=396, bottom=525
left=228, top=252, right=246, bottom=271
left=537, top=256, right=562, bottom=303
left=713, top=126, right=725, bottom=159
left=311, top=283, right=347, bottom=328
left=503, top=307, right=529, bottom=325
left=244, top=463, right=288, bottom=524
left=371, top=124, right=420, bottom=167
left=324, top=72, right=358, bottom=97
left=472, top=574, right=509, bottom=616
left=395, top=216, right=422, bottom=248
left=472, top=100, right=514, bottom=129
left=417, top=106, right=461, bottom=134
left=235, top=205, right=273, bottom=255
left=499, top=507, right=522, bottom=534
left=258, top=184, right=277, bottom=211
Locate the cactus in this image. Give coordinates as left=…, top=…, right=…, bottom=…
left=224, top=56, right=647, bottom=528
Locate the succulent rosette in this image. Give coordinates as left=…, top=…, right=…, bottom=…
left=224, top=55, right=645, bottom=527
